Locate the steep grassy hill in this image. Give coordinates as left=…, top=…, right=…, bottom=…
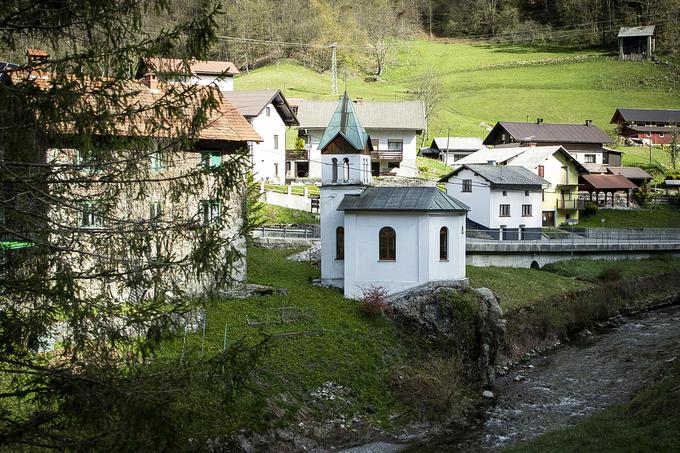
left=236, top=39, right=680, bottom=147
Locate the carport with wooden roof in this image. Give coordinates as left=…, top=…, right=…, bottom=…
left=580, top=174, right=638, bottom=207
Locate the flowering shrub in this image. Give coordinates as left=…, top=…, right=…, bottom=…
left=360, top=284, right=389, bottom=316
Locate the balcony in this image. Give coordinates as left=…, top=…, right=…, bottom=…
left=371, top=149, right=403, bottom=162
left=285, top=149, right=309, bottom=161
left=557, top=199, right=584, bottom=210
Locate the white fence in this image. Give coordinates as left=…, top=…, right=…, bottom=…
left=260, top=182, right=318, bottom=212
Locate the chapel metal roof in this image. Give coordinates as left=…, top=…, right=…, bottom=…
left=440, top=164, right=549, bottom=187
left=318, top=92, right=371, bottom=152
left=296, top=99, right=425, bottom=131
left=484, top=121, right=612, bottom=145
left=618, top=25, right=656, bottom=38
left=337, top=187, right=469, bottom=212
left=223, top=90, right=299, bottom=125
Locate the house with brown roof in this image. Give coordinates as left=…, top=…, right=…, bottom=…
left=611, top=108, right=680, bottom=145
left=3, top=51, right=261, bottom=300
left=295, top=99, right=426, bottom=178
left=224, top=90, right=298, bottom=184
left=137, top=57, right=240, bottom=92
left=483, top=119, right=622, bottom=169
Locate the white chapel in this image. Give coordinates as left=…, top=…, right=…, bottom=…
left=319, top=92, right=470, bottom=299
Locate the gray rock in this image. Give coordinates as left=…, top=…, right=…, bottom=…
left=221, top=283, right=288, bottom=299
left=482, top=390, right=495, bottom=399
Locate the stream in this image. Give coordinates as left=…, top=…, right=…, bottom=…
left=341, top=303, right=680, bottom=453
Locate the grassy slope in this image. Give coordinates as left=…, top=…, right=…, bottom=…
left=165, top=247, right=403, bottom=425
left=467, top=266, right=592, bottom=311
left=236, top=40, right=680, bottom=144
left=542, top=257, right=680, bottom=283
left=260, top=203, right=319, bottom=224
left=416, top=156, right=451, bottom=181
left=578, top=208, right=680, bottom=228
left=505, top=363, right=680, bottom=453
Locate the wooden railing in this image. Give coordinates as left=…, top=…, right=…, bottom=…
left=371, top=149, right=403, bottom=161
left=286, top=149, right=309, bottom=161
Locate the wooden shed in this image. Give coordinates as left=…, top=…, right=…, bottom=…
left=618, top=26, right=655, bottom=60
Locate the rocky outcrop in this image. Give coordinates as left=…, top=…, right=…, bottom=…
left=388, top=284, right=506, bottom=387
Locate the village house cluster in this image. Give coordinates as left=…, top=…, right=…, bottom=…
left=2, top=33, right=678, bottom=300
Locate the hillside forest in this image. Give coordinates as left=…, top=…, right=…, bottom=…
left=158, top=0, right=679, bottom=75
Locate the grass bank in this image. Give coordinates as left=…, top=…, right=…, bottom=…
left=577, top=208, right=680, bottom=228
left=503, top=268, right=680, bottom=358
left=506, top=362, right=680, bottom=452
left=467, top=266, right=591, bottom=311
left=260, top=203, right=319, bottom=225
left=543, top=256, right=680, bottom=282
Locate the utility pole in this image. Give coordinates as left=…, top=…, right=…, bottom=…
left=330, top=43, right=338, bottom=96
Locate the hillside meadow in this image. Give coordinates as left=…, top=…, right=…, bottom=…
left=235, top=39, right=680, bottom=146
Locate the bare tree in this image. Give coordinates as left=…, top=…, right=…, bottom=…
left=411, top=70, right=444, bottom=140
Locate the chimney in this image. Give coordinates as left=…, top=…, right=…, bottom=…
left=143, top=72, right=159, bottom=90
left=536, top=118, right=544, bottom=125
left=585, top=119, right=592, bottom=126
left=487, top=160, right=497, bottom=166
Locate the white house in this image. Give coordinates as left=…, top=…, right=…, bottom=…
left=421, top=137, right=486, bottom=165
left=441, top=164, right=547, bottom=240
left=296, top=99, right=425, bottom=179
left=224, top=90, right=298, bottom=184
left=138, top=57, right=240, bottom=92
left=449, top=145, right=587, bottom=227
left=319, top=92, right=468, bottom=299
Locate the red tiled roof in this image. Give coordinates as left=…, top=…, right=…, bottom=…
left=581, top=174, right=637, bottom=190
left=9, top=70, right=260, bottom=143
left=146, top=57, right=240, bottom=76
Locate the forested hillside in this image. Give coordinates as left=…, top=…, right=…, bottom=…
left=161, top=0, right=679, bottom=76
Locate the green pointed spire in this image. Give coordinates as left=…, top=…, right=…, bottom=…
left=318, top=91, right=370, bottom=152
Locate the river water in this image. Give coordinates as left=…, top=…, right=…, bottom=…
left=342, top=304, right=680, bottom=453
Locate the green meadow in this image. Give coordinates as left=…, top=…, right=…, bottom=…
left=236, top=39, right=680, bottom=145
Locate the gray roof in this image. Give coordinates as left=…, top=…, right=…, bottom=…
left=441, top=164, right=549, bottom=187
left=664, top=180, right=680, bottom=187
left=484, top=121, right=612, bottom=145
left=337, top=187, right=469, bottom=212
left=318, top=92, right=371, bottom=152
left=607, top=166, right=653, bottom=180
left=618, top=25, right=655, bottom=38
left=612, top=108, right=680, bottom=124
left=223, top=90, right=298, bottom=125
left=432, top=137, right=484, bottom=151
left=296, top=99, right=425, bottom=131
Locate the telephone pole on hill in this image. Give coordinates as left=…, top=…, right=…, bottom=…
left=330, top=42, right=338, bottom=96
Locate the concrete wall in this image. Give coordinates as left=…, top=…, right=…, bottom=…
left=320, top=185, right=364, bottom=288
left=321, top=153, right=372, bottom=186
left=261, top=188, right=314, bottom=211
left=446, top=169, right=492, bottom=228
left=183, top=74, right=234, bottom=92
left=467, top=249, right=680, bottom=268
left=250, top=104, right=287, bottom=184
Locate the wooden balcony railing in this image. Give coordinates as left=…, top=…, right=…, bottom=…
left=371, top=149, right=403, bottom=161
left=557, top=199, right=584, bottom=210
left=285, top=149, right=309, bottom=161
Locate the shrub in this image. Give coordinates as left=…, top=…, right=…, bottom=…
left=360, top=284, right=388, bottom=316
left=390, top=356, right=475, bottom=422
left=597, top=266, right=623, bottom=282
left=583, top=201, right=599, bottom=215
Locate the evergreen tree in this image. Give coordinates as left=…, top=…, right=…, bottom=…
left=0, top=1, right=266, bottom=449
